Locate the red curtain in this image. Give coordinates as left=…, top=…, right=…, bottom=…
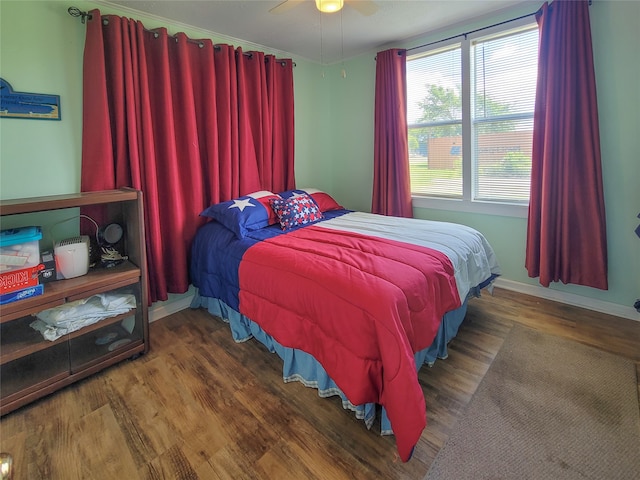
left=81, top=10, right=295, bottom=302
left=372, top=49, right=413, bottom=218
left=525, top=0, right=608, bottom=290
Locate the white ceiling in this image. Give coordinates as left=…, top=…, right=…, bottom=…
left=100, top=0, right=537, bottom=64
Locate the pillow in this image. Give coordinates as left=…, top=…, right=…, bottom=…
left=269, top=193, right=324, bottom=230
left=200, top=190, right=281, bottom=238
left=279, top=188, right=344, bottom=212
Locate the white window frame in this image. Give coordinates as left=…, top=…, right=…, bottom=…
left=408, top=17, right=537, bottom=218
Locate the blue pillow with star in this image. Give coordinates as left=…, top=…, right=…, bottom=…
left=200, top=190, right=282, bottom=238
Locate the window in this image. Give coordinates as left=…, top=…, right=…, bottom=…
left=407, top=20, right=539, bottom=216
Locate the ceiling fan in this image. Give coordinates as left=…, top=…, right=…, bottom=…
left=270, top=0, right=379, bottom=16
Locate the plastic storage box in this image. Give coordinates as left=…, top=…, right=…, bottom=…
left=0, top=226, right=43, bottom=295
left=0, top=226, right=42, bottom=272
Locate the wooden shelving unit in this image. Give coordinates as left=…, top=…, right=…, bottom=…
left=0, top=189, right=149, bottom=416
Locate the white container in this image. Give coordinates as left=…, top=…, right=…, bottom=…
left=54, top=235, right=90, bottom=279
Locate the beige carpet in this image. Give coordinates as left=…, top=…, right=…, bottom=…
left=425, top=325, right=640, bottom=480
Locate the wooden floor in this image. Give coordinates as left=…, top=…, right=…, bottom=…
left=1, top=287, right=639, bottom=480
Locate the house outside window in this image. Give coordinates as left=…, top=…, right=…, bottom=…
left=407, top=18, right=539, bottom=217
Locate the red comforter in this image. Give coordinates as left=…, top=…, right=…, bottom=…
left=237, top=225, right=460, bottom=461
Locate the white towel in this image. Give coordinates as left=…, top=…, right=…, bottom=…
left=31, top=293, right=136, bottom=341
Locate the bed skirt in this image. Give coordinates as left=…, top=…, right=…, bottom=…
left=190, top=288, right=482, bottom=435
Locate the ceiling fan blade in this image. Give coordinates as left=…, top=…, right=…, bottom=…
left=348, top=0, right=379, bottom=16
left=269, top=0, right=306, bottom=14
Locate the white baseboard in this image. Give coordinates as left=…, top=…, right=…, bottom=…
left=147, top=281, right=640, bottom=324
left=494, top=278, right=640, bottom=322
left=149, top=292, right=195, bottom=323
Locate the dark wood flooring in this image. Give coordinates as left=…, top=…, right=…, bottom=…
left=1, top=287, right=639, bottom=479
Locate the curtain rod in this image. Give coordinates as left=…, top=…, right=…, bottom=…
left=68, top=6, right=91, bottom=23
left=405, top=0, right=592, bottom=54
left=67, top=7, right=295, bottom=66
left=405, top=6, right=542, bottom=54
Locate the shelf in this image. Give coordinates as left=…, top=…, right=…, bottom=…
left=71, top=336, right=143, bottom=374
left=0, top=346, right=69, bottom=402
left=0, top=189, right=149, bottom=416
left=1, top=371, right=70, bottom=407
left=0, top=261, right=140, bottom=323
left=67, top=310, right=136, bottom=340
left=0, top=189, right=139, bottom=215
left=0, top=342, right=145, bottom=414
left=0, top=317, right=67, bottom=365
left=0, top=309, right=137, bottom=365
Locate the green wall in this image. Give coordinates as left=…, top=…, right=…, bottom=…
left=0, top=0, right=84, bottom=198
left=1, top=0, right=638, bottom=317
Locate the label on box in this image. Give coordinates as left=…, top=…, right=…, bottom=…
left=0, top=284, right=44, bottom=305
left=0, top=264, right=43, bottom=294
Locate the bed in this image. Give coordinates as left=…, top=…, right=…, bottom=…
left=189, top=188, right=501, bottom=461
